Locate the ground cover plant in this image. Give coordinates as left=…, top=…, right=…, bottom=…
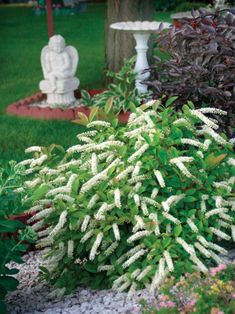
left=140, top=262, right=235, bottom=314
left=17, top=98, right=235, bottom=296
left=0, top=162, right=36, bottom=313
left=80, top=57, right=149, bottom=113
left=148, top=9, right=235, bottom=137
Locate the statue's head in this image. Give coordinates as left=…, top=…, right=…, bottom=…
left=49, top=35, right=66, bottom=53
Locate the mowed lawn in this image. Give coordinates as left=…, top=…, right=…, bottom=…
left=0, top=4, right=171, bottom=163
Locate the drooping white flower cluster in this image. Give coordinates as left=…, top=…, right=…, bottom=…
left=21, top=101, right=234, bottom=295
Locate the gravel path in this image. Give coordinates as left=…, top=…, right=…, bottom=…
left=6, top=251, right=155, bottom=314
left=7, top=249, right=235, bottom=314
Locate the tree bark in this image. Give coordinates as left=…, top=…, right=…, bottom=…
left=105, top=0, right=154, bottom=74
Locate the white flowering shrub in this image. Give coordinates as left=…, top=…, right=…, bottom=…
left=19, top=100, right=235, bottom=296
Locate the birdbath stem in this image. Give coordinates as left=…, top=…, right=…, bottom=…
left=110, top=21, right=171, bottom=94
left=133, top=33, right=151, bottom=93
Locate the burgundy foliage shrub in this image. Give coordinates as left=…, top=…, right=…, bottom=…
left=147, top=9, right=235, bottom=137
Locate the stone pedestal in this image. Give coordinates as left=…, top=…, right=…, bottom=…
left=133, top=33, right=151, bottom=93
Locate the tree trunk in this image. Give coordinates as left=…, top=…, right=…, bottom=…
left=105, top=0, right=154, bottom=75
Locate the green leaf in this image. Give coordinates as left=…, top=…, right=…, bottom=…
left=81, top=89, right=91, bottom=100
left=107, top=166, right=116, bottom=177
left=185, top=188, right=196, bottom=195
left=0, top=300, right=7, bottom=314
left=47, top=144, right=65, bottom=154
left=89, top=107, right=99, bottom=122
left=104, top=97, right=114, bottom=114
left=111, top=118, right=119, bottom=128
left=158, top=150, right=167, bottom=163
left=188, top=209, right=196, bottom=217
left=118, top=145, right=127, bottom=157
left=84, top=262, right=97, bottom=273
left=153, top=134, right=159, bottom=145
left=71, top=178, right=80, bottom=194
left=31, top=184, right=50, bottom=202
left=72, top=112, right=89, bottom=126
left=170, top=126, right=183, bottom=140
left=187, top=101, right=195, bottom=109
left=129, top=102, right=137, bottom=113
left=162, top=237, right=171, bottom=248
left=39, top=266, right=50, bottom=275
left=182, top=104, right=190, bottom=114
left=0, top=276, right=18, bottom=292
left=165, top=96, right=178, bottom=107
left=15, top=243, right=27, bottom=252
left=142, top=133, right=151, bottom=145
left=91, top=273, right=104, bottom=289
left=116, top=264, right=124, bottom=275
left=204, top=153, right=227, bottom=169
left=0, top=219, right=23, bottom=232
left=3, top=268, right=19, bottom=275
left=184, top=196, right=197, bottom=203
left=174, top=224, right=182, bottom=237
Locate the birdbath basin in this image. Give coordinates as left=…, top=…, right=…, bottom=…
left=110, top=21, right=171, bottom=93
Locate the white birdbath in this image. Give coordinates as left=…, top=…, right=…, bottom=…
left=110, top=21, right=171, bottom=93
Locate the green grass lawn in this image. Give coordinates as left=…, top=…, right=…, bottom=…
left=0, top=4, right=171, bottom=163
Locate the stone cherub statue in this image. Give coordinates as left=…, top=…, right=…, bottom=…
left=39, top=35, right=79, bottom=106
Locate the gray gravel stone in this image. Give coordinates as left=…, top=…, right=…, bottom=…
left=6, top=251, right=154, bottom=314
left=220, top=248, right=235, bottom=264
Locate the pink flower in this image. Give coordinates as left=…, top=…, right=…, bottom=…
left=210, top=268, right=217, bottom=276
left=159, top=301, right=166, bottom=308
left=159, top=295, right=168, bottom=301
left=217, top=264, right=226, bottom=271
left=210, top=264, right=227, bottom=276
left=188, top=300, right=196, bottom=307
left=159, top=301, right=176, bottom=308
left=231, top=293, right=235, bottom=299
left=166, top=301, right=176, bottom=308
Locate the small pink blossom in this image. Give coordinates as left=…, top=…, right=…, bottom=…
left=210, top=269, right=217, bottom=276
left=218, top=264, right=226, bottom=271
left=231, top=293, right=235, bottom=299
left=188, top=300, right=196, bottom=307
left=166, top=301, right=176, bottom=308
left=159, top=295, right=168, bottom=301
left=210, top=264, right=227, bottom=276
left=159, top=301, right=176, bottom=308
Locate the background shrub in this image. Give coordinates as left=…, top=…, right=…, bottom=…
left=174, top=2, right=206, bottom=12
left=148, top=9, right=235, bottom=137
left=154, top=0, right=209, bottom=11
